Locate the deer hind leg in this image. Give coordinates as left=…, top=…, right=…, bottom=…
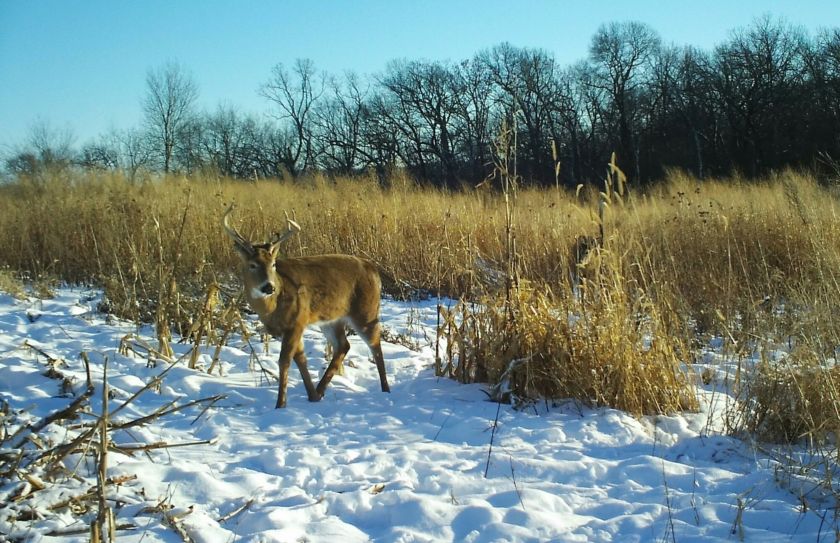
left=322, top=327, right=345, bottom=377
left=355, top=318, right=390, bottom=393
left=293, top=340, right=320, bottom=402
left=316, top=323, right=351, bottom=398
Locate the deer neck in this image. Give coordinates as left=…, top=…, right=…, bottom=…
left=246, top=282, right=306, bottom=337
left=246, top=289, right=278, bottom=320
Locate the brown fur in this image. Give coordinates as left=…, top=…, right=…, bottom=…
left=225, top=213, right=390, bottom=408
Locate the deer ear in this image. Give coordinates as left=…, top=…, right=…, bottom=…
left=267, top=218, right=300, bottom=258
left=269, top=242, right=282, bottom=259
left=233, top=243, right=253, bottom=261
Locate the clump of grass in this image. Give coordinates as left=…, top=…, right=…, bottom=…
left=735, top=353, right=840, bottom=444
left=0, top=269, right=26, bottom=299
left=437, top=143, right=696, bottom=416
left=439, top=175, right=698, bottom=417
left=725, top=215, right=840, bottom=444
left=439, top=274, right=697, bottom=416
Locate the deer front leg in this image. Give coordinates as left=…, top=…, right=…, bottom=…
left=276, top=327, right=303, bottom=408
left=276, top=344, right=293, bottom=409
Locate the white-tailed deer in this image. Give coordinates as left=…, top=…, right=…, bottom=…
left=222, top=205, right=390, bottom=408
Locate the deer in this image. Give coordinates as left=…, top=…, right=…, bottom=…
left=222, top=205, right=390, bottom=408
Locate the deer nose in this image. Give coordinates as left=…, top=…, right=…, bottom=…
left=260, top=283, right=275, bottom=295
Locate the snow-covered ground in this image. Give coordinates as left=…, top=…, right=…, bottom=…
left=0, top=288, right=835, bottom=542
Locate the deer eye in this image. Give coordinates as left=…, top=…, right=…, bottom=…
left=248, top=262, right=259, bottom=271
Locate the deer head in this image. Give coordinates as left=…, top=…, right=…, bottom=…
left=222, top=204, right=300, bottom=299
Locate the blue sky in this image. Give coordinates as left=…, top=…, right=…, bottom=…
left=1, top=0, right=838, bottom=152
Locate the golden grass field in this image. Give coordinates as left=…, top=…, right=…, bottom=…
left=1, top=168, right=839, bottom=435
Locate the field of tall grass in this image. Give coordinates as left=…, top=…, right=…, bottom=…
left=0, top=167, right=839, bottom=435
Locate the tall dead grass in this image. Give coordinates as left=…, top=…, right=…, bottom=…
left=0, top=167, right=839, bottom=422
left=0, top=169, right=591, bottom=309
left=437, top=154, right=699, bottom=415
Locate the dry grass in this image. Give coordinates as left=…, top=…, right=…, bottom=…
left=0, top=167, right=839, bottom=423
left=638, top=170, right=840, bottom=338
left=438, top=273, right=698, bottom=416
left=735, top=355, right=840, bottom=444
left=0, top=269, right=27, bottom=300
left=438, top=158, right=698, bottom=416
left=0, top=169, right=592, bottom=311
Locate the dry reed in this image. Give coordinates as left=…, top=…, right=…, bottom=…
left=0, top=167, right=838, bottom=422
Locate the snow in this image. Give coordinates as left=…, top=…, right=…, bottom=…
left=0, top=288, right=835, bottom=542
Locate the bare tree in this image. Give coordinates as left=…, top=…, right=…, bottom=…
left=197, top=105, right=266, bottom=178
left=315, top=72, right=369, bottom=174
left=116, top=127, right=154, bottom=181
left=4, top=120, right=76, bottom=176
left=588, top=21, right=661, bottom=181
left=671, top=46, right=716, bottom=178
left=202, top=104, right=244, bottom=177
left=478, top=43, right=568, bottom=183
left=75, top=128, right=154, bottom=181
left=143, top=61, right=199, bottom=173
left=358, top=93, right=401, bottom=182
left=380, top=60, right=462, bottom=187
left=452, top=58, right=494, bottom=182
left=79, top=140, right=119, bottom=170
left=569, top=60, right=612, bottom=181
left=710, top=17, right=807, bottom=174
left=260, top=59, right=325, bottom=175
left=807, top=29, right=840, bottom=164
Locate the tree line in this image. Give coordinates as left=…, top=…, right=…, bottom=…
left=6, top=17, right=840, bottom=187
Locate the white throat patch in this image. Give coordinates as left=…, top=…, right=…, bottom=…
left=250, top=286, right=271, bottom=299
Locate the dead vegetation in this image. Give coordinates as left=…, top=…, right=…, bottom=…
left=0, top=165, right=837, bottom=426
left=0, top=343, right=221, bottom=541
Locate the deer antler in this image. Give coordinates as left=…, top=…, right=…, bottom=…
left=270, top=212, right=301, bottom=248
left=222, top=204, right=254, bottom=256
